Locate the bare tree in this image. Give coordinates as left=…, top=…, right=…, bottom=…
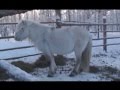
left=67, top=10, right=71, bottom=21
left=116, top=10, right=119, bottom=31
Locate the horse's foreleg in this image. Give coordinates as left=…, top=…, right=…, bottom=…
left=47, top=54, right=57, bottom=77
left=44, top=44, right=57, bottom=77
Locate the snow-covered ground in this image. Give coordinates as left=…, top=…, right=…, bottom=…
left=0, top=32, right=120, bottom=81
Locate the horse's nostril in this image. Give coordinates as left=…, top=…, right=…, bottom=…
left=14, top=37, right=17, bottom=40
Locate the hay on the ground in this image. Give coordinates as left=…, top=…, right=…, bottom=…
left=10, top=55, right=67, bottom=72
left=34, top=55, right=67, bottom=68
left=11, top=61, right=34, bottom=73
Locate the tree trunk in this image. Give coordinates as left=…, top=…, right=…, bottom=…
left=18, top=14, right=21, bottom=21
left=116, top=10, right=119, bottom=31
left=68, top=10, right=71, bottom=22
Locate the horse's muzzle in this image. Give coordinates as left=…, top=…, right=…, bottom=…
left=14, top=36, right=21, bottom=41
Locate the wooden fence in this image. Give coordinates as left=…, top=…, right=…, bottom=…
left=1, top=20, right=120, bottom=60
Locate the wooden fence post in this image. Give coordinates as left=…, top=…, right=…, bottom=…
left=55, top=10, right=66, bottom=63
left=103, top=16, right=107, bottom=52
left=56, top=18, right=62, bottom=28
left=55, top=10, right=62, bottom=28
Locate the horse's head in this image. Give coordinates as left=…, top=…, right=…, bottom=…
left=15, top=20, right=29, bottom=41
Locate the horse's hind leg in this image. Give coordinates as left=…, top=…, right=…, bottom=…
left=69, top=42, right=86, bottom=77
left=79, top=39, right=92, bottom=72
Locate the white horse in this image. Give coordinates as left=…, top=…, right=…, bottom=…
left=14, top=20, right=92, bottom=77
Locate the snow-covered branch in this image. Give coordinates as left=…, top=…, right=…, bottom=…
left=0, top=60, right=39, bottom=81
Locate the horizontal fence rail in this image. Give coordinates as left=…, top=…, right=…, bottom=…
left=0, top=36, right=14, bottom=39
left=0, top=53, right=42, bottom=60
left=1, top=22, right=120, bottom=25
left=92, top=37, right=120, bottom=40
left=91, top=31, right=120, bottom=33
left=93, top=43, right=120, bottom=47
left=0, top=36, right=120, bottom=52
left=0, top=45, right=34, bottom=52
left=0, top=22, right=56, bottom=25
left=1, top=43, right=120, bottom=60
left=1, top=36, right=120, bottom=40
left=62, top=23, right=120, bottom=26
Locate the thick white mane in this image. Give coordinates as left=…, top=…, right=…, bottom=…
left=20, top=20, right=53, bottom=29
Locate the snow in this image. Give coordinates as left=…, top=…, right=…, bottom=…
left=0, top=32, right=120, bottom=81
left=0, top=59, right=109, bottom=81
left=30, top=62, right=112, bottom=81
left=32, top=72, right=109, bottom=81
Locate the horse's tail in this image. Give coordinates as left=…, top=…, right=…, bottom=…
left=80, top=36, right=92, bottom=72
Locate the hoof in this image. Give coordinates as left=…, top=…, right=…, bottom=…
left=47, top=71, right=55, bottom=77
left=69, top=71, right=78, bottom=77
left=47, top=74, right=54, bottom=77
left=80, top=67, right=89, bottom=73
